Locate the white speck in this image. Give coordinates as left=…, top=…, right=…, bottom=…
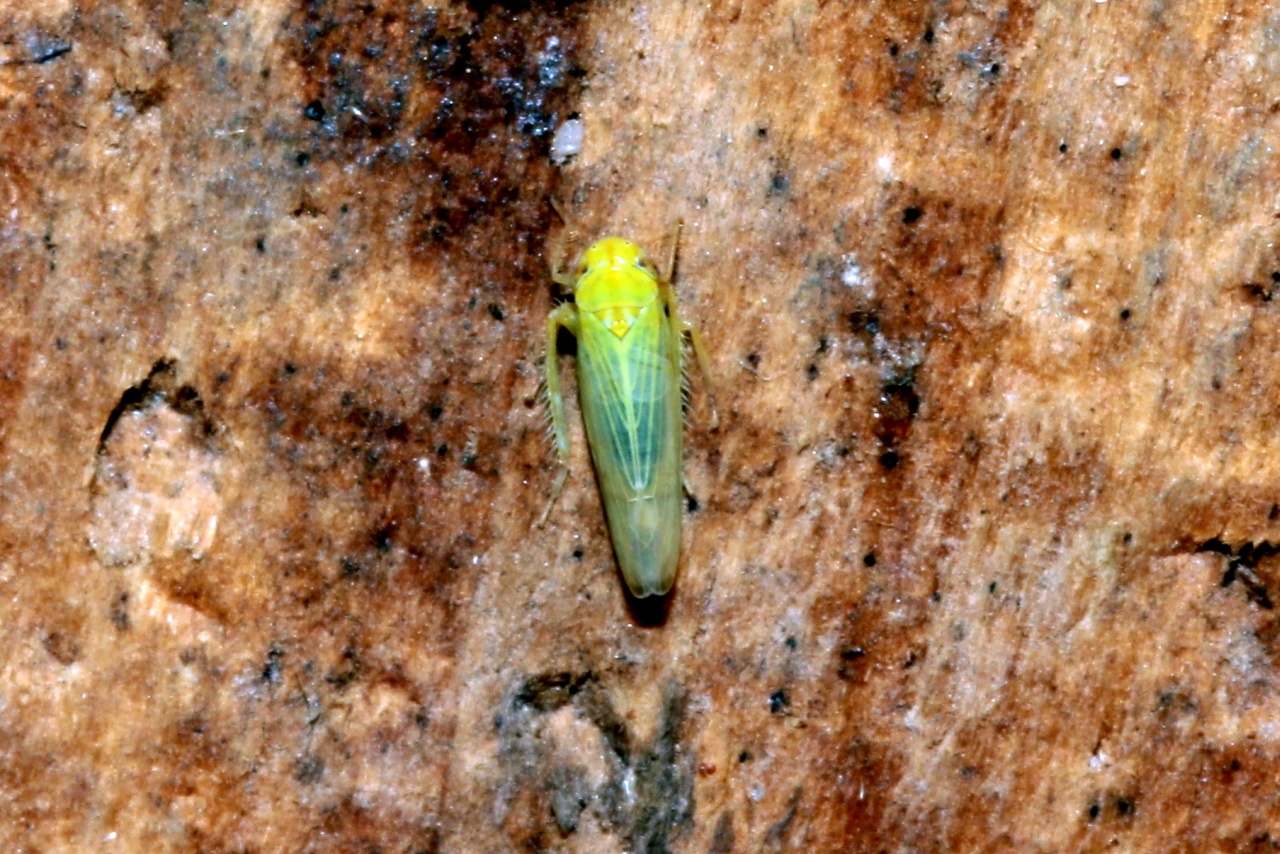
left=876, top=153, right=895, bottom=178
left=550, top=118, right=583, bottom=165
left=841, top=254, right=872, bottom=295
left=1089, top=751, right=1109, bottom=770
left=749, top=783, right=764, bottom=801
left=104, top=832, right=117, bottom=842
left=1114, top=75, right=1130, bottom=87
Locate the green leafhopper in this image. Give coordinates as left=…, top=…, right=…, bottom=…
left=542, top=213, right=716, bottom=598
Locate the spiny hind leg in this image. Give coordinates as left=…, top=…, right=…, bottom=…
left=658, top=224, right=719, bottom=430
left=679, top=318, right=718, bottom=429
left=539, top=303, right=579, bottom=525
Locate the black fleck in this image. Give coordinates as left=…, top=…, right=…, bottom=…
left=768, top=688, right=790, bottom=714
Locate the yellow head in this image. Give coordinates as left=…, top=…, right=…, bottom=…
left=576, top=237, right=658, bottom=283
left=572, top=237, right=662, bottom=321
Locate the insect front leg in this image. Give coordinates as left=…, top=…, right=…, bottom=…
left=547, top=197, right=578, bottom=289
left=539, top=302, right=580, bottom=525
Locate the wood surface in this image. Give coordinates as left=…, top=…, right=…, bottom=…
left=2, top=0, right=1279, bottom=850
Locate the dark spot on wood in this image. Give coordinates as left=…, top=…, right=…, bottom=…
left=110, top=591, right=130, bottom=631
left=20, top=39, right=73, bottom=64
left=710, top=810, right=736, bottom=854
left=765, top=787, right=803, bottom=846
left=515, top=671, right=589, bottom=712
left=1242, top=281, right=1274, bottom=303
left=848, top=310, right=880, bottom=336
left=768, top=170, right=790, bottom=197
left=1196, top=538, right=1279, bottom=608
left=261, top=646, right=284, bottom=683
left=626, top=684, right=694, bottom=852
left=768, top=688, right=790, bottom=714
left=124, top=83, right=168, bottom=114
left=294, top=754, right=325, bottom=783
left=41, top=630, right=80, bottom=665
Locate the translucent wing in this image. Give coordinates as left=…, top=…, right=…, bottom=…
left=576, top=300, right=683, bottom=597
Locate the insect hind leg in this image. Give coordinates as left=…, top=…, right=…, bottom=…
left=658, top=220, right=719, bottom=430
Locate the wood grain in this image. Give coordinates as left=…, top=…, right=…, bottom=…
left=2, top=0, right=1278, bottom=850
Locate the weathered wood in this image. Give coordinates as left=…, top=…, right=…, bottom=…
left=1, top=0, right=1278, bottom=850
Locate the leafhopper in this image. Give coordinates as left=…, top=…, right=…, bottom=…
left=543, top=213, right=716, bottom=598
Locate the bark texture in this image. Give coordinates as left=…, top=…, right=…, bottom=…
left=2, top=0, right=1279, bottom=851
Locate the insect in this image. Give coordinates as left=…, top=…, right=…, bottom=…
left=542, top=210, right=716, bottom=598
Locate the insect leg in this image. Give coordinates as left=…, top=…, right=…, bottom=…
left=547, top=197, right=578, bottom=288
left=659, top=221, right=719, bottom=429
left=539, top=302, right=580, bottom=525
left=679, top=319, right=718, bottom=428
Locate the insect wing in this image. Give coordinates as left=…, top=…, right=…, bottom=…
left=576, top=300, right=683, bottom=597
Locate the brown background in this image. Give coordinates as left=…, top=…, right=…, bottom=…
left=3, top=0, right=1280, bottom=851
